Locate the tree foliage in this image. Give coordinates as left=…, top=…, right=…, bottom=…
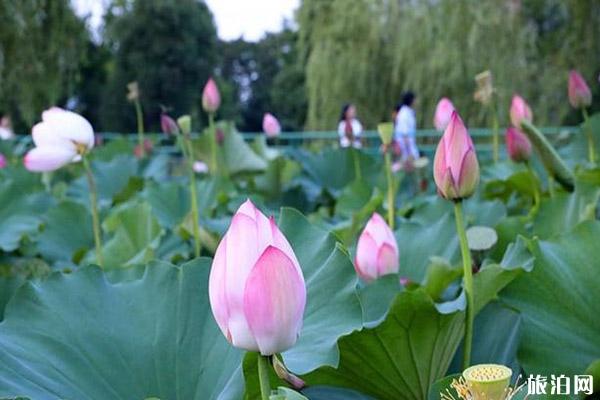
left=100, top=0, right=218, bottom=132
left=298, top=0, right=600, bottom=130
left=0, top=0, right=87, bottom=130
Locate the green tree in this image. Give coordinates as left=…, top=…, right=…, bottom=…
left=0, top=0, right=87, bottom=132
left=101, top=0, right=217, bottom=132
left=298, top=0, right=600, bottom=130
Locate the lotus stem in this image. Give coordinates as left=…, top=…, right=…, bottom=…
left=352, top=148, right=362, bottom=180
left=176, top=134, right=201, bottom=258
left=384, top=151, right=395, bottom=229
left=134, top=100, right=145, bottom=158
left=454, top=200, right=474, bottom=369
left=208, top=113, right=218, bottom=173
left=582, top=108, right=595, bottom=164
left=257, top=354, right=271, bottom=400
left=491, top=102, right=500, bottom=164
left=83, top=156, right=104, bottom=268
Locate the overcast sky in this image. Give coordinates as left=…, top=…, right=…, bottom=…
left=72, top=0, right=300, bottom=42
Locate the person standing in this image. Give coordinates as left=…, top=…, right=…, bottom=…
left=394, top=92, right=419, bottom=161
left=338, top=103, right=363, bottom=148
left=0, top=113, right=14, bottom=140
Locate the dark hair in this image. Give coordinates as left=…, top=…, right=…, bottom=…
left=401, top=91, right=415, bottom=107
left=339, top=103, right=352, bottom=122
left=394, top=103, right=402, bottom=113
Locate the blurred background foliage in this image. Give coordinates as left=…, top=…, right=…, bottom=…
left=0, top=0, right=599, bottom=133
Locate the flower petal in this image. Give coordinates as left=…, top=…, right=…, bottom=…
left=376, top=242, right=399, bottom=276
left=23, top=146, right=77, bottom=172
left=42, top=108, right=95, bottom=149
left=243, top=246, right=306, bottom=355
left=355, top=231, right=379, bottom=281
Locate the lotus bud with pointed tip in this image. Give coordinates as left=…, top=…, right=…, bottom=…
left=160, top=113, right=179, bottom=136
left=263, top=113, right=281, bottom=137
left=177, top=115, right=191, bottom=136
left=433, top=111, right=480, bottom=200
left=509, top=95, right=532, bottom=128
left=202, top=77, right=221, bottom=114
left=568, top=70, right=592, bottom=109
left=24, top=108, right=95, bottom=172
left=355, top=213, right=399, bottom=282
left=209, top=200, right=306, bottom=355
left=505, top=127, right=532, bottom=163
left=463, top=364, right=512, bottom=400
left=434, top=97, right=455, bottom=131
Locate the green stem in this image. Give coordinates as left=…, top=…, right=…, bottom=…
left=453, top=201, right=473, bottom=370
left=208, top=113, right=218, bottom=173
left=525, top=161, right=540, bottom=218
left=491, top=104, right=499, bottom=164
left=352, top=148, right=362, bottom=181
left=83, top=156, right=104, bottom=268
left=134, top=100, right=145, bottom=157
left=384, top=151, right=395, bottom=229
left=583, top=108, right=595, bottom=164
left=178, top=134, right=201, bottom=257
left=257, top=354, right=271, bottom=400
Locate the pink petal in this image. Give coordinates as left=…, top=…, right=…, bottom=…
left=243, top=246, right=306, bottom=355
left=457, top=149, right=480, bottom=198
left=376, top=242, right=399, bottom=276
left=208, top=236, right=232, bottom=342
left=444, top=112, right=471, bottom=185
left=23, top=146, right=77, bottom=172
left=355, top=231, right=379, bottom=281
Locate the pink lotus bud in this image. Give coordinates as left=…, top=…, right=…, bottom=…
left=193, top=161, right=208, bottom=173
left=434, top=97, right=455, bottom=131
left=134, top=139, right=153, bottom=158
left=24, top=108, right=95, bottom=172
left=160, top=113, right=179, bottom=135
left=355, top=213, right=399, bottom=282
left=433, top=111, right=480, bottom=200
left=568, top=70, right=592, bottom=109
left=263, top=113, right=281, bottom=137
left=209, top=200, right=306, bottom=355
left=505, top=127, right=532, bottom=163
left=0, top=153, right=6, bottom=169
left=202, top=77, right=221, bottom=114
left=509, top=95, right=532, bottom=128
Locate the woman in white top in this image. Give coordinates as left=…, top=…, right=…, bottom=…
left=0, top=113, right=14, bottom=140
left=337, top=103, right=363, bottom=148
left=394, top=92, right=419, bottom=161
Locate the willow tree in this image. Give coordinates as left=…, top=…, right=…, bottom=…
left=299, top=0, right=600, bottom=130
left=0, top=0, right=87, bottom=130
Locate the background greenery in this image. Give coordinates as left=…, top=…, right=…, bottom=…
left=0, top=0, right=599, bottom=133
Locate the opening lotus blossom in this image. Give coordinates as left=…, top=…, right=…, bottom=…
left=23, top=108, right=95, bottom=172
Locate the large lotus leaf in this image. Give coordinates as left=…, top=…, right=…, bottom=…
left=301, top=386, right=374, bottom=399
left=304, top=289, right=465, bottom=400
left=143, top=181, right=191, bottom=228
left=0, top=259, right=243, bottom=399
left=291, top=148, right=382, bottom=194
left=99, top=201, right=164, bottom=268
left=502, top=221, right=600, bottom=377
left=448, top=301, right=522, bottom=374
left=532, top=168, right=600, bottom=239
left=67, top=155, right=139, bottom=206
left=193, top=122, right=267, bottom=175
left=277, top=208, right=363, bottom=374
left=0, top=178, right=53, bottom=252
left=36, top=200, right=94, bottom=264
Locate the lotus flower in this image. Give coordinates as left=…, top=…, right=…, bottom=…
left=355, top=213, right=399, bottom=282
left=509, top=95, right=532, bottom=128
left=0, top=153, right=6, bottom=169
left=433, top=111, right=480, bottom=200
left=134, top=139, right=153, bottom=158
left=24, top=108, right=95, bottom=172
left=434, top=97, right=455, bottom=131
left=263, top=113, right=281, bottom=137
left=568, top=70, right=592, bottom=109
left=209, top=200, right=306, bottom=355
left=505, top=127, right=532, bottom=162
left=202, top=77, right=221, bottom=114
left=160, top=113, right=179, bottom=135
left=193, top=161, right=208, bottom=173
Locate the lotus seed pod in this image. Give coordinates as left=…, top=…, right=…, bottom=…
left=463, top=364, right=512, bottom=400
